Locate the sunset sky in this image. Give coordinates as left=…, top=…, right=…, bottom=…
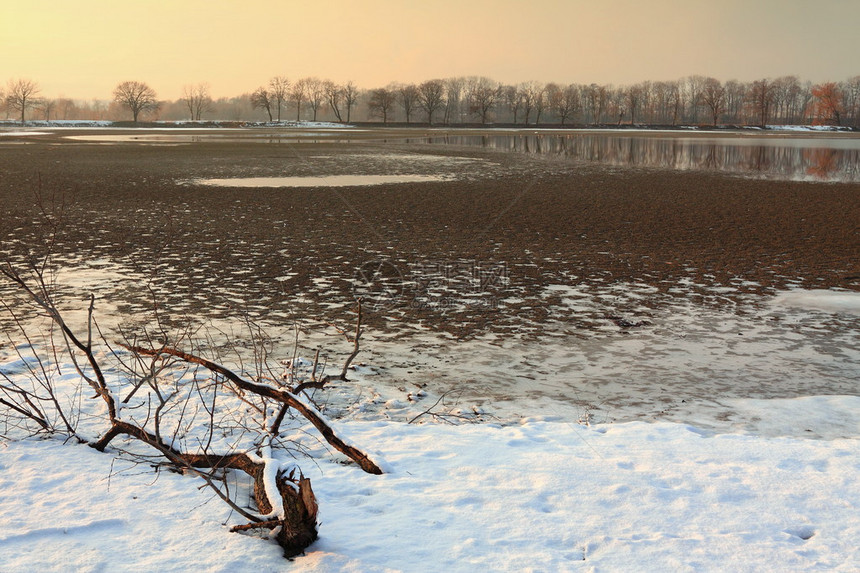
left=2, top=0, right=858, bottom=101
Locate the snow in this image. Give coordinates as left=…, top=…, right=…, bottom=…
left=238, top=121, right=353, bottom=129
left=767, top=124, right=855, bottom=132
left=770, top=289, right=860, bottom=315
left=0, top=120, right=351, bottom=129
left=260, top=445, right=287, bottom=518
left=0, top=131, right=53, bottom=137
left=1, top=419, right=858, bottom=572
left=0, top=121, right=113, bottom=129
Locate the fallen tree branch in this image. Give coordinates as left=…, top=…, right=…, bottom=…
left=123, top=344, right=383, bottom=475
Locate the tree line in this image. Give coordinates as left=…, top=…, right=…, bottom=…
left=3, top=74, right=860, bottom=127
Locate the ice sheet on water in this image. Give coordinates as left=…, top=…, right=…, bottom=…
left=770, top=289, right=860, bottom=315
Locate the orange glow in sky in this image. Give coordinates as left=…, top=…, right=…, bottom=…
left=1, top=0, right=858, bottom=100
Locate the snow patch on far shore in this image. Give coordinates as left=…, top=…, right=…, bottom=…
left=0, top=131, right=53, bottom=136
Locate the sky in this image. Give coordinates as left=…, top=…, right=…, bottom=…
left=1, top=0, right=858, bottom=101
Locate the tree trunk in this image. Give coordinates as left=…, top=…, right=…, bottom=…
left=251, top=463, right=318, bottom=557
left=276, top=475, right=319, bottom=557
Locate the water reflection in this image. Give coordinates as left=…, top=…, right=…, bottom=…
left=415, top=134, right=860, bottom=183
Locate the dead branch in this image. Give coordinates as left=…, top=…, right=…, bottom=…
left=340, top=298, right=363, bottom=379
left=231, top=519, right=282, bottom=532
left=123, top=344, right=383, bottom=475
left=408, top=390, right=486, bottom=425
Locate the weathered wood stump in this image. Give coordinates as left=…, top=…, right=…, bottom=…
left=251, top=463, right=319, bottom=557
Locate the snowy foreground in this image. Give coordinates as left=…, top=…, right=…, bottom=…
left=1, top=289, right=859, bottom=571
left=1, top=412, right=859, bottom=572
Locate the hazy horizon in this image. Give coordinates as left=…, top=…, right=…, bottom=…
left=2, top=0, right=859, bottom=101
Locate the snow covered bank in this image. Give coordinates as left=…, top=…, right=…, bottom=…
left=0, top=120, right=352, bottom=129
left=0, top=120, right=113, bottom=128
left=0, top=284, right=857, bottom=569
left=1, top=419, right=858, bottom=572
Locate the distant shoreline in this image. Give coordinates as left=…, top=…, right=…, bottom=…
left=2, top=119, right=858, bottom=133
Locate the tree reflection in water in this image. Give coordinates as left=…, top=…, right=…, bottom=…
left=415, top=133, right=860, bottom=182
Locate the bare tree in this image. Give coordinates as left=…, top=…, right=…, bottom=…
left=533, top=86, right=548, bottom=124
left=608, top=87, right=627, bottom=125
left=342, top=81, right=359, bottom=123
left=584, top=83, right=610, bottom=124
left=418, top=79, right=445, bottom=124
left=748, top=78, right=776, bottom=127
left=638, top=81, right=654, bottom=123
left=250, top=87, right=274, bottom=121
left=519, top=81, right=544, bottom=124
left=368, top=87, right=396, bottom=123
left=651, top=81, right=673, bottom=124
left=503, top=85, right=522, bottom=124
left=682, top=75, right=706, bottom=123
left=290, top=78, right=308, bottom=121
left=5, top=79, right=41, bottom=125
left=113, top=81, right=159, bottom=123
left=626, top=82, right=650, bottom=124
left=544, top=83, right=561, bottom=123
left=549, top=84, right=581, bottom=125
left=37, top=98, right=56, bottom=121
left=56, top=98, right=77, bottom=120
left=268, top=76, right=290, bottom=121
left=443, top=77, right=464, bottom=124
left=843, top=76, right=860, bottom=127
left=699, top=78, right=726, bottom=126
left=723, top=80, right=747, bottom=124
left=467, top=77, right=502, bottom=124
left=397, top=83, right=419, bottom=123
left=181, top=83, right=213, bottom=121
left=324, top=80, right=344, bottom=122
left=304, top=78, right=325, bottom=122
left=771, top=76, right=800, bottom=124
left=91, top=98, right=107, bottom=121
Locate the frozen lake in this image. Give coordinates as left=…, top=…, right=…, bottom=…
left=1, top=128, right=858, bottom=432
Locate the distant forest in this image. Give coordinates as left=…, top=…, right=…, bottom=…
left=3, top=74, right=859, bottom=128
